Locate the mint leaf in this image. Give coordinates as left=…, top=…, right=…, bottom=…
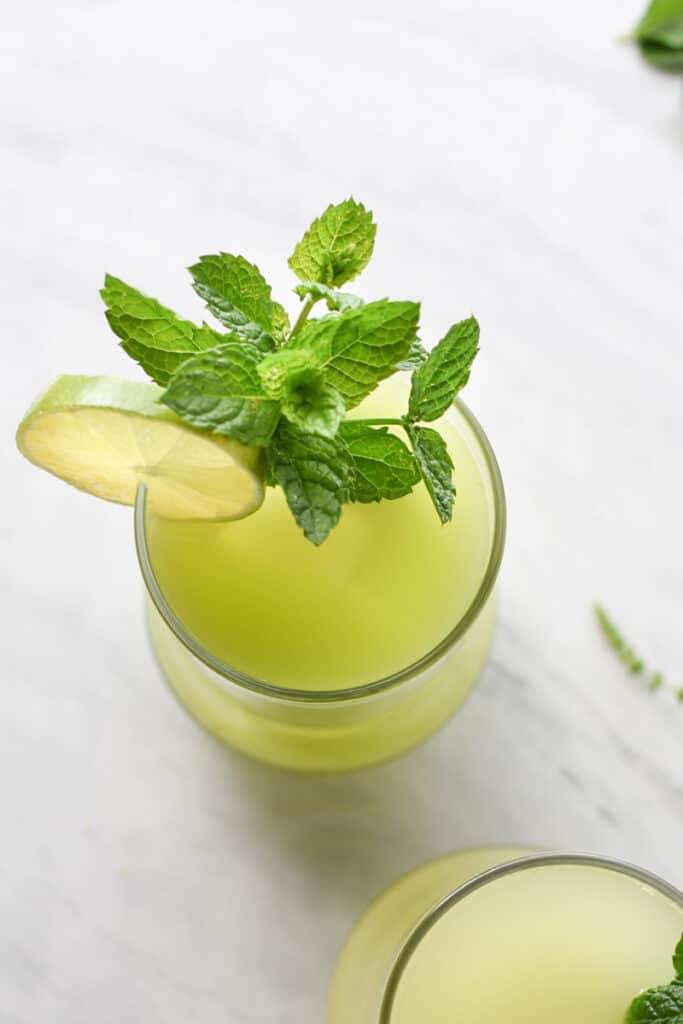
left=630, top=0, right=683, bottom=69
left=271, top=302, right=291, bottom=342
left=398, top=337, right=428, bottom=371
left=626, top=982, right=683, bottom=1023
left=161, top=342, right=280, bottom=445
left=409, top=425, right=455, bottom=523
left=189, top=253, right=281, bottom=351
left=290, top=299, right=419, bottom=407
left=339, top=422, right=419, bottom=503
left=408, top=316, right=479, bottom=422
left=259, top=350, right=345, bottom=438
left=675, top=936, right=683, bottom=978
left=289, top=198, right=376, bottom=287
left=293, top=281, right=364, bottom=313
left=101, top=275, right=222, bottom=386
left=267, top=422, right=352, bottom=544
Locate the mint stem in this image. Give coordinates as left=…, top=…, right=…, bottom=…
left=289, top=297, right=316, bottom=339
left=354, top=417, right=406, bottom=427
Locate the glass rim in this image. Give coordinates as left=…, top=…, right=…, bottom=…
left=379, top=851, right=683, bottom=1022
left=134, top=397, right=506, bottom=704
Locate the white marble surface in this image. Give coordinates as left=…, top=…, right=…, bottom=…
left=2, top=1, right=682, bottom=1020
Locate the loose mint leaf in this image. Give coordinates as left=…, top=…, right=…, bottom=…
left=189, top=253, right=280, bottom=351
left=267, top=422, right=352, bottom=544
left=398, top=337, right=429, bottom=371
left=101, top=275, right=223, bottom=386
left=625, top=981, right=683, bottom=1022
left=289, top=198, right=376, bottom=287
left=294, top=281, right=364, bottom=313
left=408, top=316, right=479, bottom=422
left=339, top=422, right=419, bottom=503
left=631, top=0, right=683, bottom=68
left=161, top=342, right=280, bottom=445
left=410, top=425, right=455, bottom=523
left=290, top=299, right=419, bottom=408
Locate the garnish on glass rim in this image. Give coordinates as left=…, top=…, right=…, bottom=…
left=624, top=933, right=683, bottom=1022
left=594, top=603, right=683, bottom=704
left=101, top=197, right=480, bottom=544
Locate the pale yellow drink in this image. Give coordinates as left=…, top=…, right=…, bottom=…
left=328, top=850, right=683, bottom=1023
left=137, top=376, right=504, bottom=771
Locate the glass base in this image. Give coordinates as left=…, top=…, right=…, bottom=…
left=327, top=846, right=532, bottom=1022
left=145, top=595, right=497, bottom=773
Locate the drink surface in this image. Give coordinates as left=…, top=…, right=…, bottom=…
left=388, top=862, right=683, bottom=1024
left=144, top=375, right=494, bottom=690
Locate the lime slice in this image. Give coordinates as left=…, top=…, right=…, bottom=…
left=16, top=375, right=265, bottom=520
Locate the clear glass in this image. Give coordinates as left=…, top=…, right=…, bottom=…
left=134, top=398, right=506, bottom=773
left=327, top=849, right=683, bottom=1023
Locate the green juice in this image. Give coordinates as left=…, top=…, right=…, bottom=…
left=138, top=376, right=503, bottom=771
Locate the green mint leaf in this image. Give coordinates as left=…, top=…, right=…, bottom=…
left=271, top=302, right=291, bottom=342
left=339, top=422, right=419, bottom=503
left=397, top=337, right=429, bottom=371
left=189, top=253, right=282, bottom=351
left=408, top=316, right=479, bottom=422
left=281, top=381, right=345, bottom=439
left=288, top=198, right=376, bottom=287
left=631, top=0, right=683, bottom=68
left=290, top=299, right=419, bottom=408
left=674, top=935, right=683, bottom=979
left=409, top=425, right=455, bottom=523
left=101, top=275, right=223, bottom=386
left=625, top=981, right=683, bottom=1023
left=259, top=349, right=345, bottom=438
left=294, top=281, right=364, bottom=313
left=161, top=342, right=280, bottom=445
left=267, top=422, right=352, bottom=544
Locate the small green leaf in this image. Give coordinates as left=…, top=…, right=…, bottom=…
left=625, top=980, right=683, bottom=1022
left=408, top=316, right=479, bottom=422
left=340, top=422, right=419, bottom=503
left=631, top=0, right=683, bottom=69
left=161, top=342, right=280, bottom=445
left=289, top=198, right=376, bottom=287
left=290, top=299, right=419, bottom=408
left=189, top=253, right=280, bottom=351
left=259, top=349, right=345, bottom=438
left=409, top=425, right=455, bottom=523
left=101, top=275, right=223, bottom=386
left=398, top=337, right=428, bottom=371
left=674, top=935, right=683, bottom=978
left=267, top=422, right=352, bottom=544
left=293, top=281, right=364, bottom=313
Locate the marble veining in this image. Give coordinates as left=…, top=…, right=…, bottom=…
left=2, top=0, right=682, bottom=1020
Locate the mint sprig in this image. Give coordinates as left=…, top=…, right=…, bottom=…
left=103, top=198, right=482, bottom=543
left=594, top=604, right=683, bottom=704
left=625, top=934, right=683, bottom=1023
